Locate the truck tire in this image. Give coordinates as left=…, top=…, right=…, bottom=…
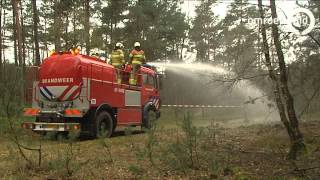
left=143, top=110, right=157, bottom=129
left=95, top=111, right=113, bottom=138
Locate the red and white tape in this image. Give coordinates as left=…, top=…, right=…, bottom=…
left=161, top=105, right=241, bottom=108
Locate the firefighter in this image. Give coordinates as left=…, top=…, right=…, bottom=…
left=129, top=42, right=146, bottom=85
left=110, top=42, right=125, bottom=84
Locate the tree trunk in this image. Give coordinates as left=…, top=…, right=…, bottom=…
left=180, top=37, right=185, bottom=60
left=84, top=0, right=90, bottom=55
left=0, top=0, right=3, bottom=76
left=44, top=16, right=48, bottom=57
left=258, top=0, right=306, bottom=160
left=65, top=15, right=69, bottom=48
left=2, top=4, right=6, bottom=66
left=53, top=0, right=61, bottom=52
left=73, top=6, right=77, bottom=47
left=110, top=20, right=113, bottom=51
left=20, top=0, right=26, bottom=66
left=2, top=6, right=6, bottom=66
left=11, top=0, right=23, bottom=67
left=11, top=0, right=17, bottom=66
left=11, top=0, right=25, bottom=103
left=31, top=0, right=40, bottom=66
left=269, top=0, right=305, bottom=159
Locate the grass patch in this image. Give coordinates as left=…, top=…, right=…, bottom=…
left=0, top=112, right=319, bottom=179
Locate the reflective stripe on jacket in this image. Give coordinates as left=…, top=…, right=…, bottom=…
left=129, top=49, right=145, bottom=64
left=110, top=49, right=124, bottom=66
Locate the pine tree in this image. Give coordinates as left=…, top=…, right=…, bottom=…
left=124, top=0, right=188, bottom=61
left=219, top=0, right=258, bottom=72
left=190, top=0, right=217, bottom=63
left=100, top=0, right=128, bottom=52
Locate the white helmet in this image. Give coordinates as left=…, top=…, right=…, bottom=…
left=116, top=42, right=123, bottom=48
left=134, top=42, right=141, bottom=47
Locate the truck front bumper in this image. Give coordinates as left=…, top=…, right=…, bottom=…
left=22, top=122, right=81, bottom=132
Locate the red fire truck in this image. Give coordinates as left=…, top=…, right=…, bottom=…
left=22, top=50, right=161, bottom=137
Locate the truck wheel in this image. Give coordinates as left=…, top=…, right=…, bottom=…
left=96, top=111, right=113, bottom=138
left=144, top=110, right=157, bottom=129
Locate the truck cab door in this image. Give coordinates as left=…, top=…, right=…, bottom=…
left=141, top=73, right=158, bottom=104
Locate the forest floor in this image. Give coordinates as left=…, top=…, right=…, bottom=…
left=0, top=113, right=319, bottom=179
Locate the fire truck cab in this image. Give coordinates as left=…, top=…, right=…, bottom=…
left=22, top=51, right=161, bottom=138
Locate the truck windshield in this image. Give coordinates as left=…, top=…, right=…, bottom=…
left=143, top=74, right=156, bottom=88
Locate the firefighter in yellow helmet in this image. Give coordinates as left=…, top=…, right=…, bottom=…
left=110, top=42, right=125, bottom=84
left=129, top=42, right=146, bottom=85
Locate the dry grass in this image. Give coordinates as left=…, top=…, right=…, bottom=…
left=0, top=117, right=319, bottom=179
